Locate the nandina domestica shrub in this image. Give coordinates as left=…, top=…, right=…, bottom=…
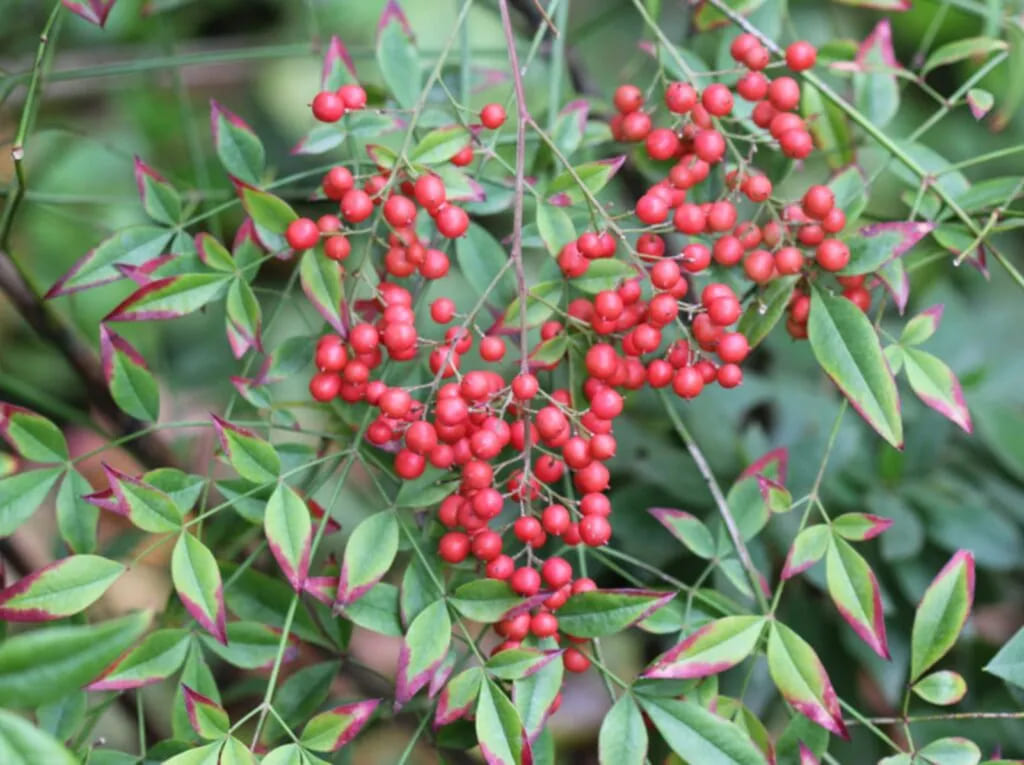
left=1, top=0, right=1024, bottom=762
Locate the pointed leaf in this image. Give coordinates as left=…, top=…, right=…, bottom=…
left=46, top=226, right=174, bottom=297
left=0, top=467, right=63, bottom=536
left=241, top=187, right=298, bottom=237
left=903, top=349, right=972, bottom=433
left=105, top=273, right=231, bottom=322
left=226, top=279, right=263, bottom=358
left=913, top=670, right=967, bottom=706
left=832, top=513, right=893, bottom=541
left=436, top=667, right=483, bottom=728
left=924, top=37, right=1007, bottom=74
left=299, top=251, right=347, bottom=336
left=101, top=464, right=183, bottom=532
left=56, top=469, right=98, bottom=554
left=503, top=281, right=564, bottom=327
left=985, top=626, right=1024, bottom=690
left=513, top=652, right=562, bottom=743
left=738, top=275, right=800, bottom=349
left=88, top=628, right=191, bottom=690
left=638, top=696, right=769, bottom=764
left=396, top=599, right=451, bottom=706
left=918, top=738, right=981, bottom=765
left=598, top=693, right=647, bottom=765
left=825, top=535, right=889, bottom=658
left=340, top=582, right=402, bottom=636
left=0, top=404, right=68, bottom=463
left=61, top=0, right=117, bottom=26
left=134, top=156, right=181, bottom=225
left=900, top=305, right=943, bottom=346
left=376, top=5, right=420, bottom=110
left=852, top=20, right=901, bottom=128
left=264, top=483, right=312, bottom=590
left=336, top=511, right=398, bottom=606
left=536, top=202, right=576, bottom=256
left=694, top=0, right=765, bottom=30
left=0, top=709, right=76, bottom=765
left=322, top=35, right=358, bottom=89
left=449, top=579, right=526, bottom=623
left=486, top=648, right=558, bottom=681
left=0, top=554, right=124, bottom=622
left=195, top=233, right=235, bottom=272
left=172, top=533, right=227, bottom=644
left=911, top=551, right=976, bottom=682
left=808, top=285, right=902, bottom=448
left=455, top=223, right=515, bottom=304
left=410, top=126, right=471, bottom=165
left=100, top=325, right=160, bottom=421
left=570, top=259, right=635, bottom=295
left=547, top=158, right=624, bottom=205
left=182, top=685, right=229, bottom=740
left=0, top=611, right=150, bottom=707
left=782, top=525, right=830, bottom=580
left=162, top=742, right=222, bottom=765
left=476, top=678, right=525, bottom=765
left=261, top=661, right=339, bottom=745
left=642, top=616, right=766, bottom=679
left=212, top=415, right=280, bottom=484
left=766, top=621, right=848, bottom=738
left=842, top=222, right=933, bottom=276
left=210, top=101, right=265, bottom=186
left=299, top=699, right=379, bottom=752
left=557, top=589, right=674, bottom=638
left=649, top=508, right=715, bottom=559
left=200, top=621, right=297, bottom=670
left=967, top=88, right=994, bottom=120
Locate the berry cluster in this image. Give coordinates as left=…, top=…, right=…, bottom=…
left=296, top=35, right=862, bottom=675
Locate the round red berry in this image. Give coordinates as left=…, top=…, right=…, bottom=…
left=480, top=102, right=507, bottom=129
left=786, top=40, right=817, bottom=71
left=311, top=91, right=344, bottom=123
left=286, top=218, right=320, bottom=250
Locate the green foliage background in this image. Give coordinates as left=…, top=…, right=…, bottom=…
left=3, top=0, right=1024, bottom=761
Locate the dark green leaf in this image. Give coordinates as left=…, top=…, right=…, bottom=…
left=557, top=590, right=673, bottom=638
left=410, top=126, right=470, bottom=164
left=923, top=36, right=1007, bottom=74
left=638, top=696, right=768, bottom=764
left=0, top=709, right=76, bottom=764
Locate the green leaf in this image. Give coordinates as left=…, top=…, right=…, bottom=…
left=913, top=670, right=967, bottom=706
left=903, top=348, right=973, bottom=433
left=738, top=276, right=799, bottom=349
left=0, top=709, right=76, bottom=765
left=377, top=15, right=420, bottom=110
left=396, top=599, right=451, bottom=705
left=974, top=403, right=1024, bottom=481
left=911, top=551, right=975, bottom=682
left=182, top=685, right=229, bottom=739
left=195, top=232, right=235, bottom=272
left=513, top=651, right=562, bottom=742
left=219, top=737, right=258, bottom=765
left=341, top=582, right=403, bottom=636
left=766, top=621, right=847, bottom=737
left=557, top=590, right=673, bottom=638
left=802, top=85, right=853, bottom=170
left=598, top=693, right=647, bottom=765
left=966, top=88, right=994, bottom=120
left=985, top=626, right=1024, bottom=690
left=0, top=611, right=150, bottom=707
left=637, top=696, right=769, bottom=764
left=825, top=535, right=889, bottom=658
left=642, top=616, right=766, bottom=680
left=0, top=554, right=124, bottom=622
left=264, top=483, right=312, bottom=590
left=337, top=512, right=399, bottom=605
left=36, top=690, right=87, bottom=743
left=100, top=326, right=161, bottom=421
left=831, top=512, right=892, bottom=541
left=262, top=661, right=339, bottom=745
left=172, top=533, right=227, bottom=643
left=0, top=467, right=63, bottom=536
left=449, top=579, right=523, bottom=622
left=475, top=678, right=524, bottom=765
left=923, top=36, right=1007, bottom=74
left=532, top=335, right=568, bottom=365
left=694, top=0, right=765, bottom=30
left=88, top=628, right=191, bottom=690
left=106, top=273, right=232, bottom=322
left=504, top=281, right=563, bottom=327
left=47, top=225, right=175, bottom=297
left=300, top=699, right=379, bottom=752
left=827, top=167, right=868, bottom=224
left=808, top=285, right=902, bottom=447
left=145, top=468, right=204, bottom=513
left=163, top=742, right=222, bottom=765
left=211, top=101, right=265, bottom=186
left=853, top=23, right=900, bottom=129
left=547, top=159, right=622, bottom=204
left=241, top=187, right=297, bottom=236
left=134, top=157, right=182, bottom=225
left=455, top=223, right=515, bottom=304
left=103, top=464, right=184, bottom=533
left=226, top=279, right=263, bottom=356
left=200, top=621, right=290, bottom=670
left=536, top=203, right=576, bottom=256
left=299, top=251, right=347, bottom=336
left=212, top=415, right=280, bottom=484
left=260, top=744, right=311, bottom=765
left=570, top=259, right=635, bottom=294
left=410, top=126, right=470, bottom=164
left=486, top=648, right=557, bottom=680
left=0, top=406, right=68, bottom=463
left=221, top=564, right=325, bottom=647
left=436, top=667, right=483, bottom=727
left=918, top=737, right=981, bottom=765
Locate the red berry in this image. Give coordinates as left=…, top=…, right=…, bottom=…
left=324, top=235, right=351, bottom=261
left=717, top=332, right=750, bottom=363
left=439, top=532, right=470, bottom=563
left=394, top=449, right=426, bottom=479
left=774, top=246, right=804, bottom=275
left=736, top=71, right=769, bottom=101
left=451, top=145, right=474, bottom=166
left=510, top=566, right=542, bottom=596
left=383, top=195, right=417, bottom=228
left=785, top=40, right=817, bottom=71
left=430, top=297, right=456, bottom=324
left=744, top=45, right=771, bottom=71
left=340, top=189, right=373, bottom=223
left=779, top=129, right=814, bottom=159
left=531, top=611, right=559, bottom=638
left=414, top=173, right=446, bottom=213
left=323, top=166, right=354, bottom=199
left=541, top=557, right=573, bottom=589
left=312, top=91, right=344, bottom=122
left=487, top=555, right=514, bottom=580
left=816, top=239, right=850, bottom=271
left=435, top=205, right=469, bottom=238
left=578, top=515, right=611, bottom=546
left=744, top=248, right=776, bottom=283
left=338, top=84, right=367, bottom=110
left=542, top=504, right=571, bottom=535
left=730, top=33, right=759, bottom=61
left=563, top=647, right=591, bottom=673
left=702, top=83, right=734, bottom=116
left=309, top=371, right=340, bottom=401
left=693, top=129, right=726, bottom=163
left=479, top=336, right=505, bottom=362
left=512, top=373, right=539, bottom=400
left=613, top=84, right=644, bottom=113
left=480, top=102, right=507, bottom=129
left=646, top=128, right=680, bottom=161
left=801, top=185, right=835, bottom=220
left=717, top=363, right=743, bottom=388
left=620, top=111, right=652, bottom=142
left=767, top=76, right=801, bottom=111
left=665, top=82, right=697, bottom=113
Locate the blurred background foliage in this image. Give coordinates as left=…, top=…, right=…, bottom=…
left=3, top=0, right=1024, bottom=761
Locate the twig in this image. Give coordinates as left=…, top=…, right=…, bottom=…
left=657, top=389, right=769, bottom=612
